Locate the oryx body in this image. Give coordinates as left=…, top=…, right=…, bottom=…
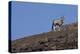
left=52, top=16, right=64, bottom=31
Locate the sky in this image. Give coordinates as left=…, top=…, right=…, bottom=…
left=11, top=1, right=78, bottom=40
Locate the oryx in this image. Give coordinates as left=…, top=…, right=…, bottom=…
left=52, top=16, right=64, bottom=31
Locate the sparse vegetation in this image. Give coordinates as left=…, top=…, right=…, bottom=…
left=10, top=23, right=78, bottom=53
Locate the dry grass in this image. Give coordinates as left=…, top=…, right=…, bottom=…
left=10, top=23, right=78, bottom=53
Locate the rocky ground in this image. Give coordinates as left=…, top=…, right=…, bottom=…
left=10, top=23, right=78, bottom=53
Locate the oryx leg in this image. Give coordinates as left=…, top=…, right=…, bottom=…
left=53, top=26, right=56, bottom=31
left=57, top=25, right=60, bottom=31
left=56, top=25, right=60, bottom=31
left=58, top=26, right=60, bottom=31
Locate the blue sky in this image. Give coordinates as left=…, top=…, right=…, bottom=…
left=11, top=1, right=78, bottom=40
